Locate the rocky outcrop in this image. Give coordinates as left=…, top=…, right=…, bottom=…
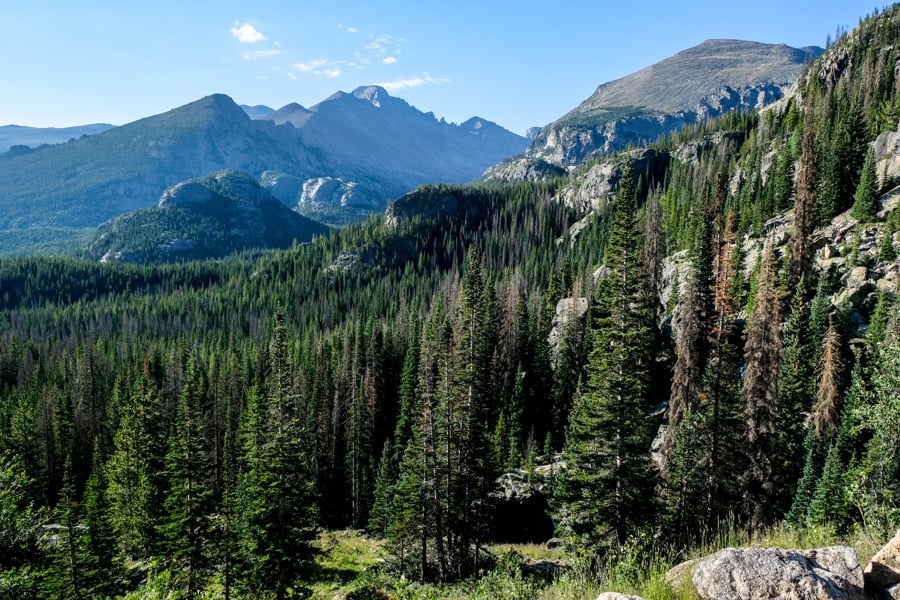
left=384, top=186, right=486, bottom=230
left=548, top=297, right=589, bottom=367
left=555, top=149, right=669, bottom=213
left=874, top=126, right=900, bottom=187
left=692, top=546, right=865, bottom=600
left=490, top=457, right=563, bottom=544
left=299, top=177, right=381, bottom=210
left=480, top=156, right=567, bottom=184
left=865, top=529, right=900, bottom=599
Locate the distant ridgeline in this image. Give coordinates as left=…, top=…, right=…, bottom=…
left=0, top=7, right=899, bottom=600
left=0, top=86, right=527, bottom=256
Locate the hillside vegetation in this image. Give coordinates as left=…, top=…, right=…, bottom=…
left=0, top=5, right=899, bottom=600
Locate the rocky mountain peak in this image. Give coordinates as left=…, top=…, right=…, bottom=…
left=514, top=39, right=822, bottom=168
left=352, top=85, right=393, bottom=108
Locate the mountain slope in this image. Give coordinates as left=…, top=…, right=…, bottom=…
left=258, top=86, right=530, bottom=221
left=85, top=169, right=329, bottom=263
left=0, top=94, right=315, bottom=254
left=522, top=39, right=821, bottom=167
left=0, top=88, right=527, bottom=255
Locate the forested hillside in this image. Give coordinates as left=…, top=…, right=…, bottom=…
left=1, top=6, right=900, bottom=600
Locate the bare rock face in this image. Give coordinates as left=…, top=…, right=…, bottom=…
left=865, top=529, right=900, bottom=598
left=692, top=546, right=864, bottom=600
left=299, top=177, right=379, bottom=209
left=548, top=297, right=589, bottom=367
left=554, top=149, right=668, bottom=213
left=874, top=127, right=900, bottom=186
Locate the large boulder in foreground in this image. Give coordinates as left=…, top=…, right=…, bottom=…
left=865, top=529, right=900, bottom=599
left=692, top=546, right=864, bottom=600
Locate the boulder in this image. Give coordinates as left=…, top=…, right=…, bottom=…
left=596, top=593, right=645, bottom=600
left=833, top=281, right=875, bottom=310
left=843, top=266, right=869, bottom=287
left=692, top=546, right=864, bottom=600
left=865, top=529, right=900, bottom=597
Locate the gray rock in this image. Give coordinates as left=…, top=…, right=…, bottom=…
left=865, top=529, right=900, bottom=597
left=821, top=244, right=840, bottom=260
left=664, top=558, right=699, bottom=587
left=548, top=297, right=589, bottom=367
left=692, top=545, right=864, bottom=600
left=596, top=593, right=645, bottom=600
left=833, top=281, right=875, bottom=310
left=299, top=177, right=379, bottom=210
left=843, top=266, right=870, bottom=287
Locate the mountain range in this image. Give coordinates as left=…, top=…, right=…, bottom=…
left=0, top=39, right=821, bottom=259
left=0, top=87, right=527, bottom=256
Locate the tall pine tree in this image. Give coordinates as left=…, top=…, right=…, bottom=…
left=554, top=161, right=658, bottom=550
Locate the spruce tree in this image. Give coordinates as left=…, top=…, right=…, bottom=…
left=554, top=162, right=657, bottom=550
left=106, top=373, right=165, bottom=560
left=158, top=352, right=213, bottom=597
left=851, top=146, right=879, bottom=222
left=240, top=310, right=318, bottom=600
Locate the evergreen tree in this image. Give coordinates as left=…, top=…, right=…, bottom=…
left=851, top=146, right=879, bottom=222
left=0, top=453, right=46, bottom=599
left=158, top=352, right=213, bottom=597
left=240, top=310, right=318, bottom=600
left=80, top=440, right=119, bottom=597
left=554, top=162, right=658, bottom=550
left=106, top=370, right=165, bottom=560
left=773, top=279, right=815, bottom=509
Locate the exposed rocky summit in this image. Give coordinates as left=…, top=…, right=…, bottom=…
left=518, top=40, right=819, bottom=170
left=692, top=545, right=865, bottom=600
left=385, top=186, right=487, bottom=230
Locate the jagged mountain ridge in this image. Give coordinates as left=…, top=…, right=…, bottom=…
left=501, top=39, right=822, bottom=171
left=0, top=87, right=527, bottom=256
left=261, top=86, right=528, bottom=192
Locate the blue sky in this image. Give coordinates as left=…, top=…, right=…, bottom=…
left=0, top=1, right=880, bottom=135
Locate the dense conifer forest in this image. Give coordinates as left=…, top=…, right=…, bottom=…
left=2, top=6, right=900, bottom=599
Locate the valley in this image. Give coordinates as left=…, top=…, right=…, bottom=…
left=0, top=5, right=899, bottom=600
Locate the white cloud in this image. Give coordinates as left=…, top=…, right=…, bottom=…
left=243, top=49, right=285, bottom=60
left=375, top=74, right=450, bottom=91
left=231, top=23, right=266, bottom=43
left=295, top=59, right=328, bottom=72
left=382, top=56, right=398, bottom=65
left=293, top=59, right=344, bottom=79
left=346, top=26, right=359, bottom=33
